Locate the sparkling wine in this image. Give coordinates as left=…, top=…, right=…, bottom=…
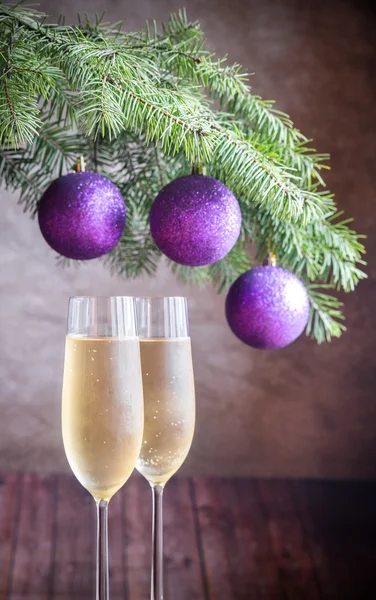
left=62, top=336, right=144, bottom=501
left=136, top=338, right=195, bottom=486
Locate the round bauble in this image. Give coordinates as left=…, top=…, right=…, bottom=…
left=150, top=174, right=242, bottom=267
left=225, top=266, right=310, bottom=350
left=38, top=171, right=126, bottom=260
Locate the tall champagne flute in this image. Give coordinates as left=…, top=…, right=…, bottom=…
left=135, top=296, right=195, bottom=600
left=62, top=296, right=144, bottom=600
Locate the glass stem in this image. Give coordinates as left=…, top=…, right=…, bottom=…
left=151, top=484, right=164, bottom=600
left=96, top=499, right=109, bottom=600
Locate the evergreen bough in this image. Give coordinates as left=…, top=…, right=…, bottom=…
left=0, top=2, right=366, bottom=343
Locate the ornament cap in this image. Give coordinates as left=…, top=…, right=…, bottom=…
left=191, top=163, right=207, bottom=176
left=267, top=251, right=277, bottom=267
left=73, top=156, right=86, bottom=173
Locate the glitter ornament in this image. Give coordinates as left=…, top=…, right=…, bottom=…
left=226, top=265, right=310, bottom=350
left=150, top=174, right=242, bottom=266
left=38, top=171, right=126, bottom=260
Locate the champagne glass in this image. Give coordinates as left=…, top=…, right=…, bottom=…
left=135, top=296, right=196, bottom=600
left=62, top=296, right=144, bottom=600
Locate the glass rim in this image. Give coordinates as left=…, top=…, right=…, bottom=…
left=68, top=296, right=187, bottom=300
left=134, top=296, right=187, bottom=300
left=68, top=295, right=135, bottom=300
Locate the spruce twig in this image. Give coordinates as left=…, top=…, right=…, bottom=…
left=0, top=2, right=366, bottom=343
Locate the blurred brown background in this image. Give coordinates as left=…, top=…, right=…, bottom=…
left=0, top=0, right=375, bottom=479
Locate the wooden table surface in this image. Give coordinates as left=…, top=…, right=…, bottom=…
left=0, top=474, right=375, bottom=600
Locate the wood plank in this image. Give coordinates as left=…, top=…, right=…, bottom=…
left=0, top=474, right=22, bottom=600
left=293, top=480, right=376, bottom=600
left=52, top=474, right=94, bottom=599
left=233, top=478, right=287, bottom=600
left=192, top=478, right=238, bottom=600
left=3, top=473, right=376, bottom=600
left=124, top=474, right=206, bottom=600
left=291, top=480, right=339, bottom=599
left=123, top=474, right=152, bottom=600
left=163, top=477, right=205, bottom=600
left=194, top=477, right=279, bottom=600
left=8, top=473, right=56, bottom=600
left=257, top=479, right=322, bottom=600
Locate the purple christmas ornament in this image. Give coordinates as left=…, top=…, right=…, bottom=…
left=150, top=175, right=242, bottom=266
left=38, top=171, right=126, bottom=260
left=226, top=266, right=310, bottom=350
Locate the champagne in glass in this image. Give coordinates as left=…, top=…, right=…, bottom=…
left=62, top=336, right=143, bottom=500
left=135, top=297, right=195, bottom=600
left=137, top=338, right=195, bottom=486
left=62, top=296, right=144, bottom=600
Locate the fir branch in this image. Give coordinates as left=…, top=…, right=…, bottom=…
left=0, top=3, right=367, bottom=344
left=0, top=148, right=46, bottom=211
left=138, top=22, right=330, bottom=188
left=210, top=127, right=330, bottom=224
left=253, top=210, right=366, bottom=292
left=0, top=5, right=333, bottom=223
left=208, top=240, right=253, bottom=293
left=80, top=72, right=215, bottom=164
left=103, top=216, right=161, bottom=279
left=28, top=119, right=82, bottom=177
left=170, top=262, right=212, bottom=288
left=306, top=286, right=346, bottom=343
